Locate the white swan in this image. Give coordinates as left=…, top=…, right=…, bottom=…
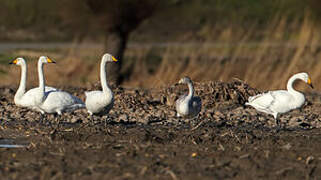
left=85, top=53, right=117, bottom=115
left=246, top=72, right=313, bottom=125
left=35, top=56, right=85, bottom=115
left=175, top=76, right=202, bottom=118
left=10, top=57, right=56, bottom=110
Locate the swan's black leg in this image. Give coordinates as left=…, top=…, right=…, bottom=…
left=39, top=112, right=45, bottom=124
left=87, top=114, right=94, bottom=126
left=276, top=118, right=280, bottom=127
left=103, top=116, right=109, bottom=128
left=91, top=116, right=95, bottom=126
left=274, top=116, right=286, bottom=132
left=275, top=118, right=281, bottom=132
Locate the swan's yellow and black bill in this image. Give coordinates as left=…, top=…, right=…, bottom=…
left=47, top=57, right=56, bottom=63
left=9, top=59, right=18, bottom=65
left=112, top=56, right=118, bottom=62
left=307, top=78, right=314, bottom=88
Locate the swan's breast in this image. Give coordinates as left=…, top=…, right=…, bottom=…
left=85, top=91, right=114, bottom=113
left=176, top=95, right=191, bottom=116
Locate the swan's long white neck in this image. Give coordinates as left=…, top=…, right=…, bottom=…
left=38, top=60, right=46, bottom=94
left=100, top=59, right=111, bottom=93
left=15, top=62, right=27, bottom=100
left=187, top=81, right=194, bottom=98
left=287, top=74, right=302, bottom=95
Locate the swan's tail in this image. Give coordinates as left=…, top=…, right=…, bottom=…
left=245, top=96, right=254, bottom=106
left=75, top=103, right=86, bottom=109
left=72, top=95, right=85, bottom=106
left=247, top=95, right=256, bottom=102
left=247, top=92, right=268, bottom=103
left=66, top=103, right=86, bottom=112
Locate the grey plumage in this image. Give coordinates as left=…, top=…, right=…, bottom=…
left=175, top=76, right=202, bottom=118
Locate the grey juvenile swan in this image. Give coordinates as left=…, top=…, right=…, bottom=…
left=175, top=76, right=202, bottom=118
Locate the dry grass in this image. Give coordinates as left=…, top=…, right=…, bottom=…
left=2, top=14, right=321, bottom=92
left=124, top=14, right=321, bottom=92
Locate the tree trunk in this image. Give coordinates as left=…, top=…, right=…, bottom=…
left=104, top=31, right=128, bottom=85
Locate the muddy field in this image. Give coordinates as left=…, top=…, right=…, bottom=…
left=0, top=80, right=321, bottom=179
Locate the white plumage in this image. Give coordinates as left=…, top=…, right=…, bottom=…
left=176, top=76, right=202, bottom=118
left=39, top=90, right=85, bottom=115
left=35, top=56, right=85, bottom=115
left=10, top=57, right=56, bottom=111
left=85, top=53, right=117, bottom=115
left=246, top=72, right=313, bottom=122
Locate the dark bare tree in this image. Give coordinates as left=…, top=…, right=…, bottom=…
left=60, top=0, right=163, bottom=85
left=308, top=0, right=321, bottom=20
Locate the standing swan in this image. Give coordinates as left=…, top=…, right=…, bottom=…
left=10, top=57, right=56, bottom=109
left=175, top=76, right=202, bottom=118
left=36, top=56, right=85, bottom=114
left=246, top=72, right=313, bottom=126
left=85, top=53, right=118, bottom=115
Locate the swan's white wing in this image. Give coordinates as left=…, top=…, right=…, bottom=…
left=268, top=90, right=299, bottom=113
left=247, top=91, right=274, bottom=105
left=40, top=90, right=85, bottom=114
left=246, top=90, right=294, bottom=114
left=246, top=91, right=277, bottom=115
left=25, top=86, right=57, bottom=96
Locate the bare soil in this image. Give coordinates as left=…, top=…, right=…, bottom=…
left=0, top=80, right=321, bottom=179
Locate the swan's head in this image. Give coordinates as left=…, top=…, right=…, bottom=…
left=9, top=57, right=26, bottom=66
left=38, top=56, right=56, bottom=64
left=102, top=53, right=118, bottom=62
left=296, top=72, right=313, bottom=88
left=179, top=76, right=193, bottom=84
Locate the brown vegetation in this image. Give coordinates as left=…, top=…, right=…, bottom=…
left=0, top=80, right=320, bottom=179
